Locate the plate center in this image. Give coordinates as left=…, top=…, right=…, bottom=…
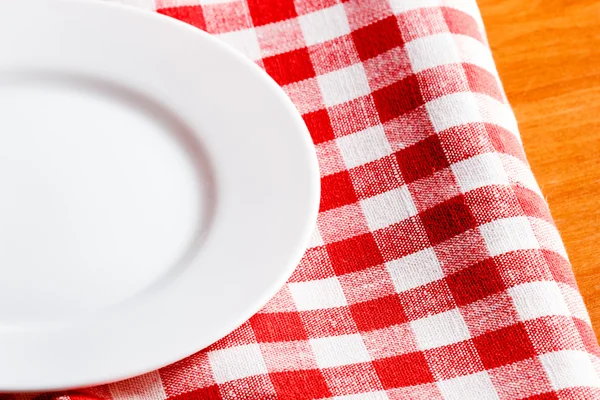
left=0, top=73, right=207, bottom=325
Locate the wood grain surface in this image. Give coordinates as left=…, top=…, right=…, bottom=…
left=479, top=0, right=600, bottom=334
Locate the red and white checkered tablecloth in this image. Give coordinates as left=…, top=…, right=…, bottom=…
left=13, top=0, right=600, bottom=399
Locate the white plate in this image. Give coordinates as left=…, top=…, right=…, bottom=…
left=0, top=0, right=319, bottom=391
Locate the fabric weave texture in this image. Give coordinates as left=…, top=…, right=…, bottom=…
left=12, top=0, right=600, bottom=399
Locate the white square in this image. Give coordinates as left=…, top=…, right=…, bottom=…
left=425, top=92, right=481, bottom=133
left=109, top=371, right=167, bottom=400
left=360, top=186, right=417, bottom=230
left=509, top=281, right=570, bottom=322
left=437, top=372, right=499, bottom=400
left=387, top=248, right=444, bottom=292
left=288, top=277, right=348, bottom=311
left=539, top=350, right=600, bottom=390
left=310, top=334, right=371, bottom=368
left=208, top=344, right=268, bottom=383
left=389, top=0, right=441, bottom=13
left=337, top=125, right=392, bottom=169
left=307, top=226, right=325, bottom=248
left=299, top=4, right=351, bottom=46
left=317, top=64, right=371, bottom=107
left=479, top=216, right=540, bottom=257
left=474, top=93, right=520, bottom=140
left=333, top=391, right=389, bottom=400
left=529, top=217, right=568, bottom=259
left=498, top=154, right=542, bottom=196
left=410, top=309, right=471, bottom=350
left=405, top=34, right=461, bottom=73
left=217, top=29, right=262, bottom=61
left=451, top=153, right=510, bottom=193
left=454, top=31, right=496, bottom=73
left=559, top=282, right=592, bottom=325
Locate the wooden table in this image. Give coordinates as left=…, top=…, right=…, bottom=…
left=479, top=0, right=600, bottom=334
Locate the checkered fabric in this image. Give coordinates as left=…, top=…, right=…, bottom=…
left=12, top=0, right=600, bottom=399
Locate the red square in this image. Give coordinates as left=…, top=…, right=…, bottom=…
left=446, top=258, right=505, bottom=306
left=320, top=171, right=358, bottom=212
left=441, top=7, right=484, bottom=42
left=167, top=386, right=222, bottom=400
left=263, top=48, right=316, bottom=86
left=303, top=109, right=334, bottom=144
left=299, top=307, right=358, bottom=337
left=270, top=369, right=331, bottom=400
left=424, top=341, right=484, bottom=380
left=352, top=16, right=404, bottom=61
left=395, top=135, right=449, bottom=184
left=250, top=312, right=308, bottom=342
left=465, top=186, right=522, bottom=225
left=348, top=155, right=404, bottom=200
left=472, top=323, right=536, bottom=369
left=522, top=394, right=560, bottom=400
left=350, top=294, right=407, bottom=331
left=372, top=217, right=431, bottom=263
left=398, top=280, right=456, bottom=321
left=373, top=352, right=434, bottom=388
left=247, top=0, right=297, bottom=26
left=373, top=75, right=424, bottom=123
left=463, top=63, right=503, bottom=101
left=326, top=233, right=384, bottom=275
left=158, top=6, right=206, bottom=31
left=420, top=195, right=477, bottom=245
left=322, top=363, right=384, bottom=396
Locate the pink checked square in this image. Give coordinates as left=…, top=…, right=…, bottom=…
left=217, top=375, right=275, bottom=398
left=514, top=185, right=553, bottom=223
left=160, top=352, right=216, bottom=398
left=317, top=203, right=370, bottom=243
left=408, top=168, right=461, bottom=212
left=293, top=0, right=339, bottom=15
left=441, top=7, right=484, bottom=42
left=255, top=18, right=305, bottom=57
left=315, top=140, right=347, bottom=178
left=494, top=249, right=554, bottom=287
left=397, top=7, right=449, bottom=42
left=260, top=285, right=297, bottom=313
left=259, top=341, right=319, bottom=372
left=417, top=63, right=469, bottom=102
left=465, top=186, right=521, bottom=225
left=362, top=323, right=420, bottom=359
left=488, top=358, right=554, bottom=400
left=383, top=106, right=437, bottom=151
left=464, top=63, right=503, bottom=101
left=387, top=383, right=444, bottom=400
left=438, top=123, right=496, bottom=164
left=321, top=363, right=384, bottom=396
left=423, top=341, right=484, bottom=380
left=282, top=78, right=325, bottom=114
left=202, top=1, right=252, bottom=34
left=337, top=265, right=397, bottom=305
left=363, top=46, right=414, bottom=92
left=308, top=35, right=361, bottom=76
left=299, top=307, right=359, bottom=338
left=460, top=292, right=521, bottom=337
left=373, top=216, right=431, bottom=263
left=398, top=280, right=456, bottom=321
left=329, top=95, right=381, bottom=138
left=525, top=316, right=586, bottom=354
left=486, top=123, right=527, bottom=162
left=289, top=247, right=335, bottom=282
left=434, top=228, right=490, bottom=275
left=343, top=0, right=393, bottom=30
left=348, top=155, right=405, bottom=200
